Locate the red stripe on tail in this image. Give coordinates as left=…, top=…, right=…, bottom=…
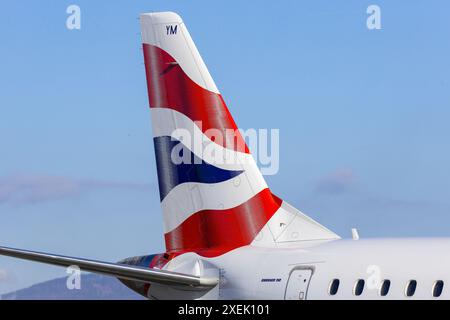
left=164, top=189, right=282, bottom=257
left=143, top=43, right=249, bottom=153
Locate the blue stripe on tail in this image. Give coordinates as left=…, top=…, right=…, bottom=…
left=154, top=136, right=243, bottom=201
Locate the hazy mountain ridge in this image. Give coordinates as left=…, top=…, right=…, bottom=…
left=1, top=274, right=145, bottom=300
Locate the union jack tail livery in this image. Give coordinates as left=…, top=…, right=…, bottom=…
left=141, top=12, right=339, bottom=257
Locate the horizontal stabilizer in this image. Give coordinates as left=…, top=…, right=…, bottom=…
left=0, top=246, right=218, bottom=289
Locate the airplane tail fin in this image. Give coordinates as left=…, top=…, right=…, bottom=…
left=140, top=12, right=339, bottom=257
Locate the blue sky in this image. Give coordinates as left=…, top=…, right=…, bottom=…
left=1, top=0, right=450, bottom=294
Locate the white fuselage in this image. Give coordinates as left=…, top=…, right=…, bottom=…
left=152, top=238, right=450, bottom=300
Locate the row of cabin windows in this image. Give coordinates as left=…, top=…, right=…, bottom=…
left=328, top=279, right=445, bottom=297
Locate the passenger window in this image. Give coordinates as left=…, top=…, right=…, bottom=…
left=433, top=280, right=444, bottom=298
left=405, top=280, right=417, bottom=297
left=380, top=280, right=391, bottom=296
left=329, top=279, right=340, bottom=295
left=353, top=279, right=365, bottom=296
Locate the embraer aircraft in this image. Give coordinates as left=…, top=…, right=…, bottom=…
left=0, top=11, right=448, bottom=300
